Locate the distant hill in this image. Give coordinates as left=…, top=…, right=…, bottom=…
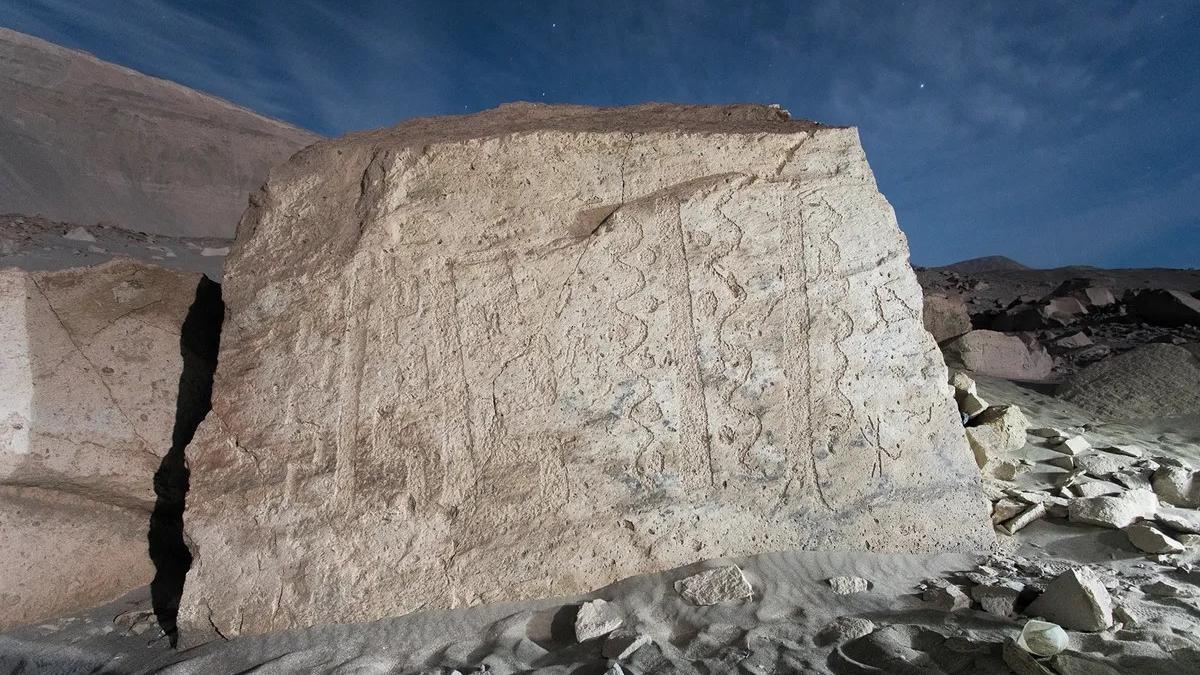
left=0, top=28, right=320, bottom=238
left=937, top=256, right=1032, bottom=274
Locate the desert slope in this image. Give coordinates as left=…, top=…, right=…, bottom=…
left=0, top=27, right=319, bottom=238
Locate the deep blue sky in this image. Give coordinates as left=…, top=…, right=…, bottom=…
left=3, top=1, right=1197, bottom=268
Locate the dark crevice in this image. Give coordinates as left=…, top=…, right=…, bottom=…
left=148, top=275, right=223, bottom=647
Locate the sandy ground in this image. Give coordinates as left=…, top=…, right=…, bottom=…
left=2, top=372, right=1197, bottom=674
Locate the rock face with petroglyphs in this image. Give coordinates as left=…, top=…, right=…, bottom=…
left=178, top=103, right=993, bottom=642
left=0, top=260, right=204, bottom=629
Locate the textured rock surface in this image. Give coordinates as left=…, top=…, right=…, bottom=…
left=965, top=405, right=1030, bottom=467
left=942, top=330, right=1054, bottom=381
left=0, top=260, right=202, bottom=629
left=177, top=103, right=993, bottom=641
left=0, top=28, right=318, bottom=237
left=1057, top=344, right=1200, bottom=421
left=922, top=294, right=972, bottom=343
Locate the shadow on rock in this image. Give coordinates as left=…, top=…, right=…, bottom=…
left=148, top=275, right=223, bottom=647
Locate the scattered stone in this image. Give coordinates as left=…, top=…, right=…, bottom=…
left=1016, top=619, right=1068, bottom=657
left=1053, top=436, right=1090, bottom=456
left=1029, top=427, right=1066, bottom=439
left=1106, top=444, right=1144, bottom=458
left=826, top=576, right=871, bottom=595
left=63, top=226, right=96, bottom=242
left=200, top=246, right=230, bottom=257
left=949, top=370, right=978, bottom=396
left=959, top=392, right=989, bottom=421
left=1041, top=297, right=1089, bottom=325
left=985, top=458, right=1026, bottom=481
left=1152, top=465, right=1200, bottom=507
left=1157, top=506, right=1200, bottom=534
left=1069, top=480, right=1124, bottom=498
left=1025, top=568, right=1113, bottom=632
left=1113, top=605, right=1142, bottom=628
left=1110, top=469, right=1152, bottom=491
left=999, top=504, right=1046, bottom=535
left=602, top=631, right=652, bottom=660
left=674, top=565, right=753, bottom=606
left=1124, top=522, right=1186, bottom=554
left=1046, top=455, right=1076, bottom=471
left=1179, top=534, right=1200, bottom=549
left=575, top=599, right=623, bottom=642
left=971, top=581, right=1023, bottom=616
left=922, top=584, right=972, bottom=611
left=815, top=616, right=875, bottom=646
left=1142, top=579, right=1192, bottom=597
left=1054, top=332, right=1093, bottom=349
left=965, top=405, right=1030, bottom=467
left=993, top=498, right=1027, bottom=524
left=1068, top=489, right=1158, bottom=529
left=1075, top=453, right=1135, bottom=477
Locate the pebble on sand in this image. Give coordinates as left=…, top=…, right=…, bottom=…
left=575, top=599, right=623, bottom=642
left=826, top=576, right=872, bottom=595
left=673, top=565, right=753, bottom=606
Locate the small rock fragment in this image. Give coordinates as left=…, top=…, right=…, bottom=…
left=992, top=498, right=1027, bottom=524
left=1025, top=568, right=1113, bottom=632
left=1124, top=522, right=1185, bottom=554
left=1046, top=455, right=1075, bottom=471
left=602, top=630, right=652, bottom=660
left=1142, top=579, right=1191, bottom=597
left=815, top=616, right=875, bottom=646
left=1107, top=444, right=1144, bottom=458
left=1068, top=489, right=1158, bottom=529
left=1055, top=332, right=1093, bottom=349
left=965, top=405, right=1031, bottom=466
left=1053, top=436, right=1090, bottom=456
left=1157, top=506, right=1200, bottom=534
left=1000, top=503, right=1046, bottom=535
left=1152, top=465, right=1200, bottom=507
left=1029, top=427, right=1065, bottom=438
left=64, top=226, right=96, bottom=242
left=575, top=599, right=623, bottom=642
left=1068, top=480, right=1124, bottom=498
left=1016, top=619, right=1068, bottom=657
left=1076, top=453, right=1134, bottom=478
left=959, top=392, right=989, bottom=421
left=826, top=576, right=871, bottom=595
left=922, top=583, right=972, bottom=611
left=971, top=581, right=1023, bottom=616
left=674, top=565, right=752, bottom=606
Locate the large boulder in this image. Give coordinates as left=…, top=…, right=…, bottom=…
left=0, top=260, right=209, bottom=629
left=1057, top=343, right=1200, bottom=421
left=922, top=294, right=972, bottom=343
left=941, top=330, right=1055, bottom=381
left=177, top=103, right=994, bottom=642
left=1125, top=289, right=1200, bottom=327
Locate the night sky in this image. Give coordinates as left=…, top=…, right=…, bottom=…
left=3, top=0, right=1197, bottom=268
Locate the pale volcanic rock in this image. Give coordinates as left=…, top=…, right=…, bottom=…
left=942, top=330, right=1055, bottom=381
left=964, top=404, right=1030, bottom=467
left=1025, top=568, right=1113, bottom=632
left=1068, top=489, right=1158, bottom=529
left=922, top=294, right=972, bottom=343
left=674, top=565, right=754, bottom=606
left=0, top=28, right=318, bottom=237
left=574, top=599, right=623, bottom=642
left=0, top=260, right=205, bottom=629
left=176, top=103, right=993, bottom=641
left=1152, top=465, right=1200, bottom=508
left=1123, top=522, right=1185, bottom=554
